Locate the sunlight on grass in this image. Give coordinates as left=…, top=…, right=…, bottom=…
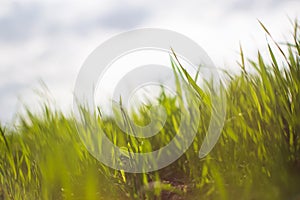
left=0, top=20, right=299, bottom=200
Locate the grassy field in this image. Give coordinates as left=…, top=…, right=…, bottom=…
left=0, top=21, right=299, bottom=200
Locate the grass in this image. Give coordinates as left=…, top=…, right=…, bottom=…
left=0, top=20, right=300, bottom=200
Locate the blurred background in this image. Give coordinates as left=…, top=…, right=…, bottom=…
left=0, top=0, right=299, bottom=124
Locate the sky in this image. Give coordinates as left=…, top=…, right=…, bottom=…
left=0, top=0, right=299, bottom=125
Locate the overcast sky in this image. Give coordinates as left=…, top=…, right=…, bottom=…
left=0, top=0, right=299, bottom=124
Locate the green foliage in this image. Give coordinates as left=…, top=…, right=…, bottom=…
left=0, top=20, right=299, bottom=200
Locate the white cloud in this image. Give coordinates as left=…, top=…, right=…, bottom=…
left=0, top=0, right=299, bottom=124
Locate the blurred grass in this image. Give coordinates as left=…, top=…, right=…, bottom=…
left=0, top=20, right=300, bottom=200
